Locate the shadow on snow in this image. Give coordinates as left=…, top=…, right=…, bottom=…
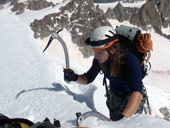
left=16, top=82, right=97, bottom=111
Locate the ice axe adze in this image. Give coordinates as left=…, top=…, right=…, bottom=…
left=43, top=29, right=70, bottom=69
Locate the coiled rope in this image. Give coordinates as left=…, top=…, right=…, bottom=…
left=136, top=33, right=153, bottom=65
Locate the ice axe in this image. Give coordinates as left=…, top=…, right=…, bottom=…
left=76, top=111, right=111, bottom=127
left=43, top=29, right=70, bottom=69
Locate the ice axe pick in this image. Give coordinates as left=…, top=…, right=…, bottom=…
left=43, top=29, right=70, bottom=69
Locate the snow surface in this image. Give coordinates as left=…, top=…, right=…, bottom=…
left=17, top=0, right=71, bottom=25
left=1, top=0, right=71, bottom=25
left=162, top=26, right=170, bottom=36
left=1, top=1, right=170, bottom=127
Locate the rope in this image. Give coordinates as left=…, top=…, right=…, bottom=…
left=136, top=33, right=153, bottom=65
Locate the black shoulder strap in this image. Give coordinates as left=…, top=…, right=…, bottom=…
left=103, top=74, right=109, bottom=97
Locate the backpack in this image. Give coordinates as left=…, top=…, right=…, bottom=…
left=29, top=118, right=61, bottom=128
left=115, top=25, right=153, bottom=79
left=0, top=114, right=61, bottom=128
left=0, top=113, right=33, bottom=128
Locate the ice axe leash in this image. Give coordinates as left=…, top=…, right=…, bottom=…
left=43, top=29, right=70, bottom=69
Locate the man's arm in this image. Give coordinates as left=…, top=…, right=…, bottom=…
left=64, top=59, right=100, bottom=84
left=122, top=91, right=143, bottom=117
left=76, top=74, right=88, bottom=85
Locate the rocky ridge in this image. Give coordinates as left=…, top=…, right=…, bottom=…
left=106, top=2, right=139, bottom=22
left=30, top=0, right=170, bottom=57
left=1, top=0, right=170, bottom=57
left=160, top=107, right=170, bottom=122
left=94, top=0, right=145, bottom=3
left=0, top=0, right=54, bottom=14
left=106, top=0, right=170, bottom=38
left=30, top=0, right=111, bottom=57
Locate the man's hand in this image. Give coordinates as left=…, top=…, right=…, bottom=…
left=63, top=69, right=78, bottom=83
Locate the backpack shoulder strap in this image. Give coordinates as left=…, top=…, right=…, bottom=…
left=103, top=74, right=109, bottom=97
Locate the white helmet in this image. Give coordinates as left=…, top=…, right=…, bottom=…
left=86, top=26, right=119, bottom=50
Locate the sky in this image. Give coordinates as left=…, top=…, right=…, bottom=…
left=0, top=1, right=170, bottom=128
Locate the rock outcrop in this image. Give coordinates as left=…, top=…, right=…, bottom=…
left=106, top=2, right=139, bottom=22
left=10, top=0, right=54, bottom=14
left=94, top=0, right=145, bottom=3
left=106, top=0, right=170, bottom=38
left=2, top=0, right=170, bottom=56
left=160, top=107, right=170, bottom=122
left=30, top=0, right=111, bottom=57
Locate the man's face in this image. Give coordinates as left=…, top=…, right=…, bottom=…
left=93, top=49, right=109, bottom=64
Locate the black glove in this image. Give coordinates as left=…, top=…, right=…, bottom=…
left=63, top=69, right=78, bottom=83
left=116, top=114, right=124, bottom=120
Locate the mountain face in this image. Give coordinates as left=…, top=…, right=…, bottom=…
left=106, top=0, right=170, bottom=38
left=94, top=0, right=145, bottom=3
left=30, top=0, right=111, bottom=58
left=106, top=2, right=139, bottom=22
left=0, top=0, right=10, bottom=5
left=131, top=0, right=170, bottom=37
left=29, top=0, right=170, bottom=57
left=1, top=0, right=170, bottom=57
left=94, top=0, right=118, bottom=3
left=0, top=0, right=54, bottom=14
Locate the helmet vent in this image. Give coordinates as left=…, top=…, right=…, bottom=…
left=105, top=30, right=115, bottom=38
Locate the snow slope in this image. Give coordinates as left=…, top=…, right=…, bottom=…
left=0, top=12, right=91, bottom=127
left=0, top=12, right=170, bottom=128
left=0, top=2, right=170, bottom=128
left=1, top=0, right=71, bottom=25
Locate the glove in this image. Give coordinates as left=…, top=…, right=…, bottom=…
left=63, top=69, right=78, bottom=83
left=116, top=114, right=125, bottom=120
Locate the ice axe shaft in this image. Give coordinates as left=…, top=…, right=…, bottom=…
left=43, top=30, right=70, bottom=69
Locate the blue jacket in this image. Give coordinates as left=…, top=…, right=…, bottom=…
left=85, top=52, right=143, bottom=94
